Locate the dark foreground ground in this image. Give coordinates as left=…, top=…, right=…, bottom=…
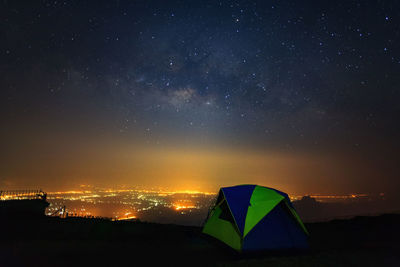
left=0, top=214, right=399, bottom=267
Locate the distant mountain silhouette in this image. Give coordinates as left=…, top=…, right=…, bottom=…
left=293, top=195, right=399, bottom=222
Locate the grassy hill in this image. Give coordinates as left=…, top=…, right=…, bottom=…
left=1, top=214, right=399, bottom=266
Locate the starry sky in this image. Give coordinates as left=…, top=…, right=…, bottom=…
left=1, top=0, right=399, bottom=195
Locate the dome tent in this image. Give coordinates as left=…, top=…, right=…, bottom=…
left=202, top=185, right=308, bottom=251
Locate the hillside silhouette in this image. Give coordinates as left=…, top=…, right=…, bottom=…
left=1, top=213, right=399, bottom=266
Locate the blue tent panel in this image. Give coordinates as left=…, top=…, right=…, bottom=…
left=222, top=185, right=256, bottom=235
left=281, top=203, right=309, bottom=248
left=243, top=203, right=308, bottom=250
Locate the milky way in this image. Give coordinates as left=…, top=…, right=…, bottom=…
left=1, top=1, right=399, bottom=194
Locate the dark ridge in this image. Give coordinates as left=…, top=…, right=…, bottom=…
left=0, top=214, right=399, bottom=266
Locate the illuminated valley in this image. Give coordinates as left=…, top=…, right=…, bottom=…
left=42, top=187, right=393, bottom=225
left=45, top=187, right=216, bottom=225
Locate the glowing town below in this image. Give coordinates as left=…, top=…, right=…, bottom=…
left=39, top=186, right=387, bottom=225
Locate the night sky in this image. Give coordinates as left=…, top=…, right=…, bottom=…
left=1, top=1, right=399, bottom=195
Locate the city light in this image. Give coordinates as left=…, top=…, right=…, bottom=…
left=39, top=187, right=380, bottom=223
left=174, top=204, right=197, bottom=210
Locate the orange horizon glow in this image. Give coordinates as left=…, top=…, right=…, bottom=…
left=3, top=138, right=379, bottom=196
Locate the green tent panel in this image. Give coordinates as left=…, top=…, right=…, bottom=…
left=202, top=205, right=242, bottom=250
left=202, top=185, right=308, bottom=251
left=244, top=186, right=285, bottom=237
